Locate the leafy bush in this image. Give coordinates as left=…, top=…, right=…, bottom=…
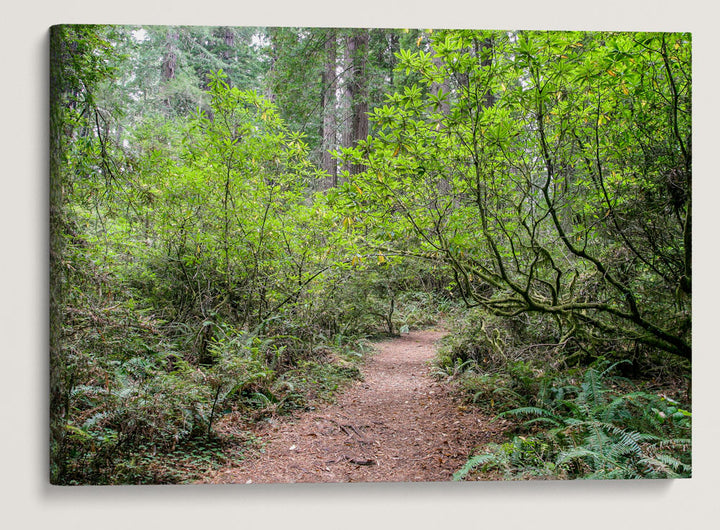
left=439, top=310, right=571, bottom=371
left=436, top=313, right=566, bottom=413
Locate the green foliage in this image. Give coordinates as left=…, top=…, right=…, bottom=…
left=454, top=362, right=691, bottom=480
left=440, top=310, right=565, bottom=369
left=56, top=315, right=367, bottom=484
left=452, top=362, right=548, bottom=413
left=266, top=28, right=421, bottom=168
left=337, top=30, right=691, bottom=361
left=435, top=309, right=572, bottom=411
left=281, top=359, right=363, bottom=407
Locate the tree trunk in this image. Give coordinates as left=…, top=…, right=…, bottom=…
left=347, top=29, right=369, bottom=176
left=388, top=31, right=400, bottom=86
left=49, top=25, right=66, bottom=484
left=161, top=29, right=179, bottom=81
left=429, top=43, right=451, bottom=116
left=477, top=36, right=495, bottom=109
left=321, top=29, right=338, bottom=188
left=338, top=36, right=352, bottom=177
left=222, top=27, right=235, bottom=60
left=429, top=37, right=451, bottom=194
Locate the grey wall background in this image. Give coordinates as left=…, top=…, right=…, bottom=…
left=2, top=1, right=717, bottom=529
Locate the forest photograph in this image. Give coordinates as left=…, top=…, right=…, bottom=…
left=49, top=25, right=691, bottom=485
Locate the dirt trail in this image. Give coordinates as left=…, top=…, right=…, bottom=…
left=203, top=329, right=498, bottom=483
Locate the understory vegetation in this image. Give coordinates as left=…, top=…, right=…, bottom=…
left=437, top=312, right=690, bottom=480
left=51, top=26, right=690, bottom=484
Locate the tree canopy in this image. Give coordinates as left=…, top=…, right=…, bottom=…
left=339, top=30, right=691, bottom=361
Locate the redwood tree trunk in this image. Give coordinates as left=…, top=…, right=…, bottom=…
left=223, top=27, right=235, bottom=60
left=321, top=29, right=338, bottom=187
left=347, top=29, right=369, bottom=176
left=161, top=29, right=178, bottom=81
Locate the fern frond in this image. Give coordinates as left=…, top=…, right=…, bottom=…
left=556, top=446, right=599, bottom=465
left=585, top=466, right=643, bottom=480
left=597, top=359, right=630, bottom=380
left=454, top=451, right=505, bottom=480
left=111, top=384, right=137, bottom=399
left=650, top=437, right=692, bottom=452
left=499, top=406, right=554, bottom=418
left=638, top=454, right=688, bottom=478
left=649, top=453, right=686, bottom=470
left=606, top=425, right=644, bottom=457
left=580, top=368, right=604, bottom=409
left=82, top=411, right=109, bottom=429
left=520, top=416, right=565, bottom=428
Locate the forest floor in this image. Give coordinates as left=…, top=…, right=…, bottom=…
left=200, top=328, right=503, bottom=483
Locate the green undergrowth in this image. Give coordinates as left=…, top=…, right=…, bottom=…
left=434, top=313, right=692, bottom=481
left=454, top=363, right=691, bottom=480
left=55, top=319, right=371, bottom=485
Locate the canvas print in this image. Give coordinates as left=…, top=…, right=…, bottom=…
left=49, top=25, right=691, bottom=485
